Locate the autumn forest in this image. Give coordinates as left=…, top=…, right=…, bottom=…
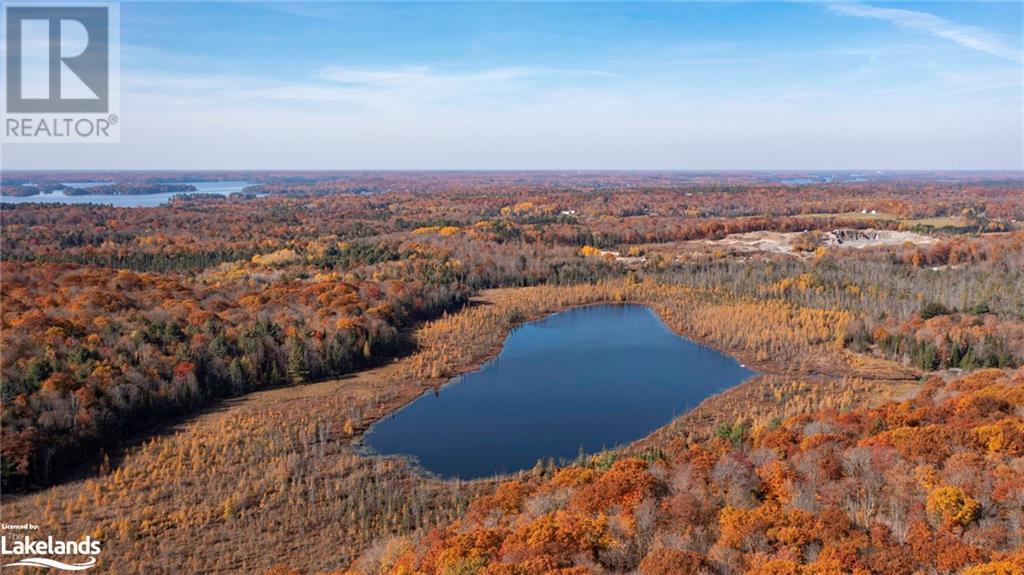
left=1, top=171, right=1023, bottom=575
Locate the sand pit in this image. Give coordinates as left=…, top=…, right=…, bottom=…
left=704, top=228, right=938, bottom=255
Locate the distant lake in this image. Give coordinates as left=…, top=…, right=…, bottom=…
left=364, top=304, right=755, bottom=479
left=0, top=181, right=250, bottom=207
left=779, top=174, right=879, bottom=184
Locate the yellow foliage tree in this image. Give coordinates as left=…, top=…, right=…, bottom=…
left=926, top=485, right=980, bottom=529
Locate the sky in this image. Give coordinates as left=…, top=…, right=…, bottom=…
left=2, top=1, right=1022, bottom=170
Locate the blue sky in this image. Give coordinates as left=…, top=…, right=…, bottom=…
left=4, top=1, right=1022, bottom=169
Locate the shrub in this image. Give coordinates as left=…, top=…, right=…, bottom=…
left=919, top=302, right=951, bottom=320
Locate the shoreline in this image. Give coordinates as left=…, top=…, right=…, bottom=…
left=348, top=290, right=914, bottom=483
left=2, top=286, right=917, bottom=501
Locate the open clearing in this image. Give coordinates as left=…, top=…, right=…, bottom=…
left=800, top=210, right=971, bottom=228
left=701, top=228, right=939, bottom=255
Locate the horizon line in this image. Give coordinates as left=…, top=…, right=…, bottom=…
left=4, top=168, right=1023, bottom=174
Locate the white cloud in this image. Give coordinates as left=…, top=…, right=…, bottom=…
left=826, top=2, right=1022, bottom=62
left=119, top=64, right=614, bottom=115
left=317, top=65, right=540, bottom=88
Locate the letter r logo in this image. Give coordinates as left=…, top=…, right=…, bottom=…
left=5, top=6, right=109, bottom=113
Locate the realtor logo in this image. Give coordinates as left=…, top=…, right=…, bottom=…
left=6, top=6, right=109, bottom=112
left=2, top=2, right=119, bottom=142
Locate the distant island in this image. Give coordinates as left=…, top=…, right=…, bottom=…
left=1, top=183, right=197, bottom=197
left=62, top=183, right=198, bottom=196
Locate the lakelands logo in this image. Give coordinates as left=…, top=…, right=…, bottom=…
left=2, top=2, right=120, bottom=143
left=1, top=534, right=101, bottom=571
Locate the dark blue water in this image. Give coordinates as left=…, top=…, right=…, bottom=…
left=364, top=304, right=754, bottom=479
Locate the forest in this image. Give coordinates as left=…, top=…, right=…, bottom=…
left=361, top=367, right=1024, bottom=575
left=1, top=171, right=1022, bottom=574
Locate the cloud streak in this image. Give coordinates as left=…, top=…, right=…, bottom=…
left=318, top=65, right=612, bottom=90
left=826, top=2, right=1022, bottom=62
left=120, top=65, right=615, bottom=116
left=317, top=65, right=542, bottom=90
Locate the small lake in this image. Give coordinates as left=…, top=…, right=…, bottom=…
left=364, top=304, right=755, bottom=479
left=0, top=181, right=251, bottom=207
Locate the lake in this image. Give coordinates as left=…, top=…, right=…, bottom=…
left=0, top=181, right=251, bottom=207
left=364, top=304, right=755, bottom=479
